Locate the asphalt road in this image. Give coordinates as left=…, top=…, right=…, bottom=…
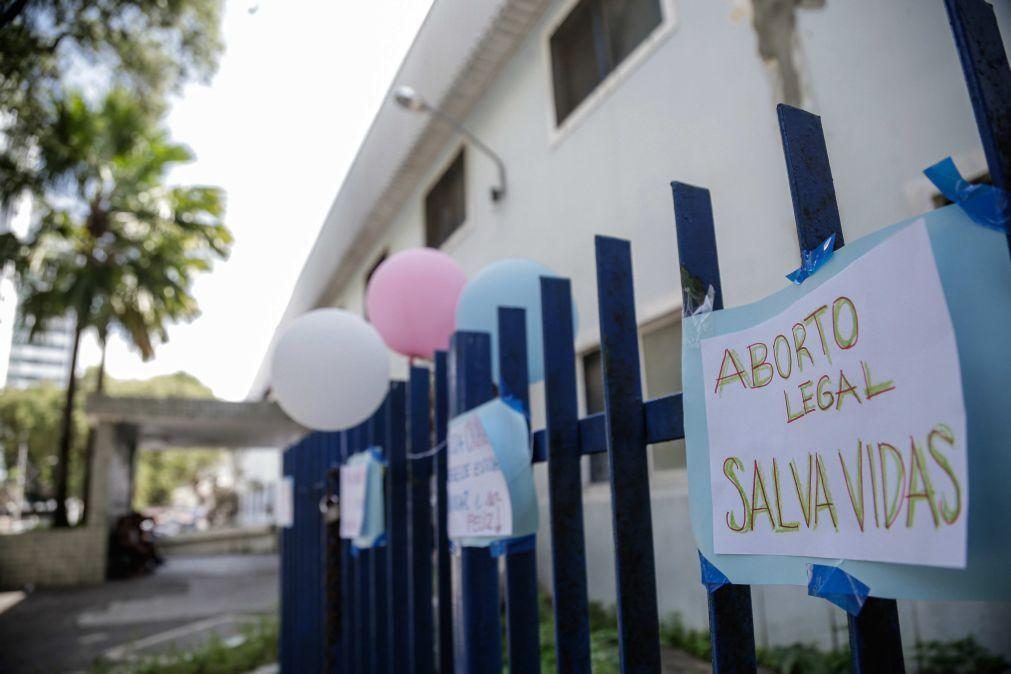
left=0, top=554, right=278, bottom=674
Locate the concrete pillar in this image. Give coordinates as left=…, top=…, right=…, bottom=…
left=91, top=421, right=138, bottom=528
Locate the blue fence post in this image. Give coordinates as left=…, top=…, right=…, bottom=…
left=294, top=441, right=307, bottom=673
left=296, top=436, right=325, bottom=674
left=944, top=0, right=1011, bottom=253
left=433, top=351, right=454, bottom=674
left=593, top=235, right=662, bottom=672
left=351, top=423, right=370, bottom=674
left=385, top=381, right=408, bottom=674
left=372, top=389, right=394, bottom=674
left=497, top=306, right=541, bottom=673
left=407, top=365, right=434, bottom=674
left=280, top=446, right=292, bottom=674
left=325, top=435, right=341, bottom=673
left=339, top=430, right=356, bottom=674
left=778, top=103, right=905, bottom=673
left=671, top=181, right=758, bottom=674
left=540, top=276, right=592, bottom=673
left=317, top=436, right=327, bottom=673
left=448, top=331, right=501, bottom=673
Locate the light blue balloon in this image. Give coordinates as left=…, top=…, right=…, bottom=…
left=455, top=258, right=578, bottom=383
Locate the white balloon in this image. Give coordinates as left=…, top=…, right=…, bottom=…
left=271, top=309, right=389, bottom=431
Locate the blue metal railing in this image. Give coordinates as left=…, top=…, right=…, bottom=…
left=278, top=2, right=1008, bottom=672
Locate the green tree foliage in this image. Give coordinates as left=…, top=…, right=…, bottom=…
left=5, top=88, right=231, bottom=526
left=0, top=0, right=224, bottom=201
left=91, top=369, right=215, bottom=400
left=133, top=448, right=222, bottom=510
left=0, top=382, right=87, bottom=501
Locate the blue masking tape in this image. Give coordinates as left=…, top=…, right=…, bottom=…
left=500, top=393, right=527, bottom=419
left=699, top=551, right=731, bottom=593
left=786, top=233, right=836, bottom=285
left=490, top=533, right=536, bottom=558
left=924, top=157, right=1010, bottom=232
left=807, top=564, right=870, bottom=616
left=353, top=532, right=387, bottom=557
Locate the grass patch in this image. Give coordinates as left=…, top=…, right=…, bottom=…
left=89, top=615, right=277, bottom=674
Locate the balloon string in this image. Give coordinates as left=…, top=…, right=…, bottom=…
left=406, top=440, right=446, bottom=460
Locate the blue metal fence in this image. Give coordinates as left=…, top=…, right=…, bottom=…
left=278, top=1, right=1009, bottom=672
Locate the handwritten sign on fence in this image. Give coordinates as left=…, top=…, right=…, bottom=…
left=339, top=459, right=369, bottom=540
left=275, top=476, right=293, bottom=529
left=701, top=221, right=967, bottom=567
left=683, top=206, right=1011, bottom=600
left=447, top=411, right=513, bottom=539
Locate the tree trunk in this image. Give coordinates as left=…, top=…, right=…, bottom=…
left=80, top=335, right=106, bottom=525
left=96, top=333, right=107, bottom=393
left=52, top=313, right=84, bottom=528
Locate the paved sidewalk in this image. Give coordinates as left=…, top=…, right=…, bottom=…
left=0, top=554, right=277, bottom=674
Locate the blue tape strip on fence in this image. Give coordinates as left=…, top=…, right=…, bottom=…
left=786, top=233, right=836, bottom=284
left=698, top=551, right=731, bottom=593
left=924, top=157, right=1010, bottom=232
left=351, top=533, right=387, bottom=557
left=489, top=533, right=536, bottom=559
left=500, top=393, right=527, bottom=419
left=807, top=564, right=870, bottom=616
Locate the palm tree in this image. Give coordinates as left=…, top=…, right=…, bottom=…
left=11, top=89, right=232, bottom=527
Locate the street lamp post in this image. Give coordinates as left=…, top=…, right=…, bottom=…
left=393, top=85, right=508, bottom=203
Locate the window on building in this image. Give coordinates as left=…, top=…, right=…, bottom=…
left=641, top=319, right=685, bottom=471
left=425, top=150, right=466, bottom=248
left=582, top=315, right=685, bottom=484
left=363, top=250, right=388, bottom=319
left=582, top=347, right=610, bottom=483
left=549, top=0, right=663, bottom=125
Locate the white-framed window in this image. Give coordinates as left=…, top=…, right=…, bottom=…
left=581, top=311, right=685, bottom=484
left=546, top=0, right=675, bottom=134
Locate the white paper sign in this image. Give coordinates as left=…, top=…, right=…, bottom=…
left=339, top=462, right=369, bottom=539
left=701, top=221, right=967, bottom=567
left=274, top=477, right=293, bottom=529
left=447, top=413, right=512, bottom=538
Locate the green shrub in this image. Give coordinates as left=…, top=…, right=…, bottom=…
left=915, top=637, right=1010, bottom=674
left=536, top=594, right=1009, bottom=674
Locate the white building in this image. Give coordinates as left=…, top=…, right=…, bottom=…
left=0, top=194, right=75, bottom=390
left=252, top=0, right=1011, bottom=658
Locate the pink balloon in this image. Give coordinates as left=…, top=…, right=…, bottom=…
left=365, top=248, right=467, bottom=359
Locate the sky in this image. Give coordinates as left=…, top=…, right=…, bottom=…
left=78, top=0, right=435, bottom=401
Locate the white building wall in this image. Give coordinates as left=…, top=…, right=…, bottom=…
left=326, top=0, right=1010, bottom=657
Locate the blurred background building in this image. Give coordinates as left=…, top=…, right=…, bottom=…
left=0, top=195, right=74, bottom=390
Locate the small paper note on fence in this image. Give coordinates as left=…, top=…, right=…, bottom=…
left=274, top=476, right=293, bottom=529
left=339, top=460, right=369, bottom=540
left=447, top=411, right=513, bottom=539
left=701, top=221, right=967, bottom=567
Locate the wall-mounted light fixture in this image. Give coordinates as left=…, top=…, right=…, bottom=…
left=393, top=85, right=507, bottom=202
